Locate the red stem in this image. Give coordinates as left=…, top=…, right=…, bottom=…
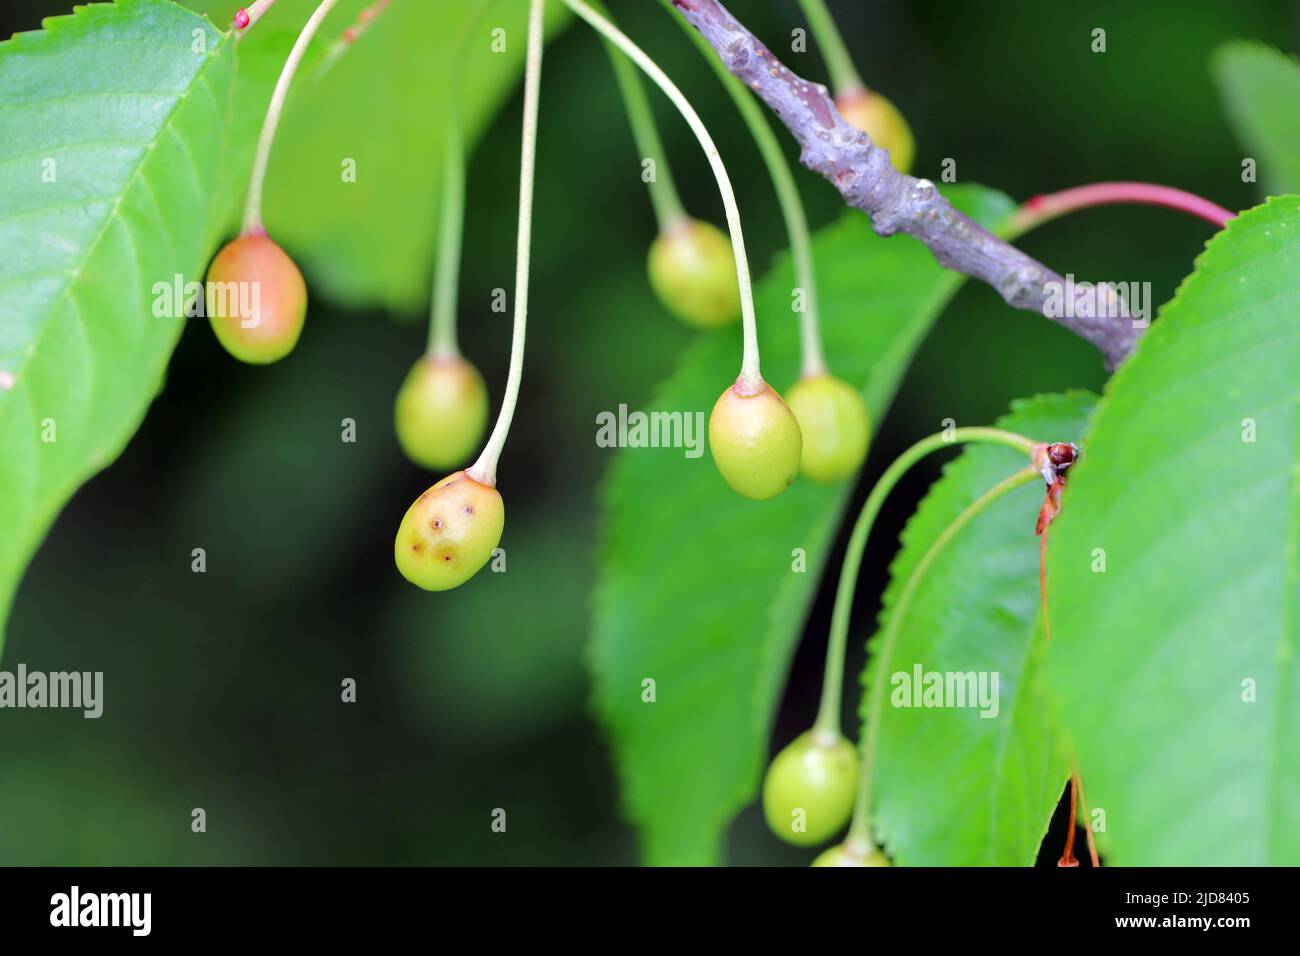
left=1039, top=530, right=1051, bottom=642
left=1076, top=767, right=1101, bottom=867
left=1058, top=773, right=1079, bottom=867
left=1013, top=181, right=1234, bottom=232
left=1039, top=483, right=1101, bottom=868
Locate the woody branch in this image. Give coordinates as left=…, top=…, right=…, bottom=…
left=670, top=0, right=1139, bottom=369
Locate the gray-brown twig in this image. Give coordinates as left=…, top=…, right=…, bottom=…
left=670, top=0, right=1139, bottom=368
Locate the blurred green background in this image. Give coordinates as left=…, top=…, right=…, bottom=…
left=0, top=0, right=1289, bottom=865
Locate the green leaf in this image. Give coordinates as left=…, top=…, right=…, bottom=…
left=863, top=392, right=1097, bottom=866
left=190, top=0, right=570, bottom=312
left=1047, top=197, right=1300, bottom=864
left=0, top=0, right=241, bottom=639
left=1212, top=41, right=1300, bottom=196
left=592, top=186, right=1016, bottom=866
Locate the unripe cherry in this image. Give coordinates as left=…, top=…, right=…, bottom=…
left=835, top=89, right=915, bottom=174
left=812, top=842, right=892, bottom=867
left=394, top=354, right=489, bottom=469
left=647, top=218, right=740, bottom=328
left=709, top=379, right=802, bottom=500
left=762, top=730, right=858, bottom=846
left=205, top=232, right=307, bottom=364
left=784, top=373, right=871, bottom=483
left=394, top=470, right=503, bottom=591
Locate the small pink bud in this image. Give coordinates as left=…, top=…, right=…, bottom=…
left=234, top=8, right=250, bottom=29
left=343, top=27, right=358, bottom=43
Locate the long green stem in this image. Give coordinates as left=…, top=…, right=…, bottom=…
left=812, top=428, right=1036, bottom=741
left=562, top=0, right=762, bottom=387
left=467, top=0, right=544, bottom=488
left=844, top=465, right=1040, bottom=853
left=241, top=0, right=342, bottom=235
left=590, top=1, right=686, bottom=229
left=428, top=2, right=498, bottom=357
left=663, top=0, right=825, bottom=377
left=796, top=0, right=864, bottom=97
left=429, top=104, right=465, bottom=358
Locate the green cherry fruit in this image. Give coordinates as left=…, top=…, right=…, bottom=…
left=784, top=373, right=871, bottom=483
left=709, top=379, right=802, bottom=500
left=647, top=218, right=740, bottom=328
left=762, top=730, right=858, bottom=846
left=835, top=89, right=915, bottom=174
left=205, top=232, right=307, bottom=364
left=394, top=470, right=504, bottom=591
left=812, top=843, right=892, bottom=867
left=394, top=354, right=489, bottom=469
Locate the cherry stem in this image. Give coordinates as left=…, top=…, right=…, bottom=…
left=428, top=90, right=465, bottom=359
left=428, top=1, right=497, bottom=359
left=563, top=0, right=763, bottom=388
left=813, top=428, right=1037, bottom=743
left=590, top=1, right=687, bottom=230
left=467, top=0, right=545, bottom=489
left=241, top=0, right=343, bottom=236
left=662, top=0, right=826, bottom=378
left=795, top=0, right=864, bottom=98
left=1009, top=181, right=1234, bottom=235
left=844, top=462, right=1040, bottom=849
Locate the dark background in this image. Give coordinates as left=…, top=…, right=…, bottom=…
left=0, top=0, right=1288, bottom=865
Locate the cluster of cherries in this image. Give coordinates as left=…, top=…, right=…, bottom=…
left=204, top=94, right=913, bottom=601
left=203, top=0, right=921, bottom=868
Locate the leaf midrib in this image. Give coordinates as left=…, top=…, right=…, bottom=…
left=0, top=21, right=223, bottom=411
